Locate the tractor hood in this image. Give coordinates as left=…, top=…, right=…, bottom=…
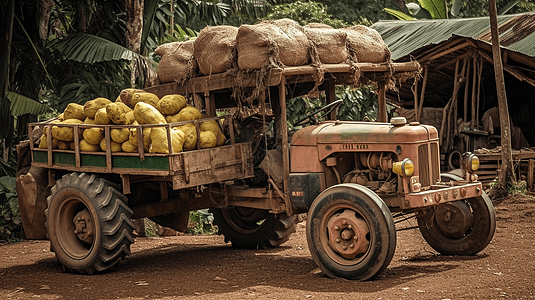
left=291, top=121, right=438, bottom=146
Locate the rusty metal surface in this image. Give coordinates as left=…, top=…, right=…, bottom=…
left=373, top=12, right=535, bottom=60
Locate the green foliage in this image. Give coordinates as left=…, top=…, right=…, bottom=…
left=0, top=175, right=22, bottom=244
left=386, top=0, right=535, bottom=20
left=187, top=209, right=215, bottom=235
left=336, top=86, right=378, bottom=121
left=286, top=86, right=378, bottom=129
left=265, top=1, right=349, bottom=28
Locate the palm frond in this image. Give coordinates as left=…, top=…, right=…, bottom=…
left=49, top=33, right=137, bottom=64
left=7, top=92, right=53, bottom=117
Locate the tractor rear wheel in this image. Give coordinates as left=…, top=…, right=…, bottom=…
left=46, top=172, right=134, bottom=274
left=211, top=207, right=296, bottom=249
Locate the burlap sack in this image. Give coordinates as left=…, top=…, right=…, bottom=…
left=342, top=25, right=391, bottom=63
left=194, top=25, right=238, bottom=75
left=304, top=27, right=348, bottom=64
left=236, top=19, right=308, bottom=70
left=272, top=19, right=309, bottom=67
left=155, top=40, right=197, bottom=83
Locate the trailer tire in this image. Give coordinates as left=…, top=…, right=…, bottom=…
left=416, top=173, right=496, bottom=255
left=306, top=184, right=396, bottom=280
left=210, top=207, right=296, bottom=249
left=46, top=172, right=134, bottom=274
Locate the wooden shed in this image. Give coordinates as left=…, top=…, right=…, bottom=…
left=372, top=12, right=535, bottom=189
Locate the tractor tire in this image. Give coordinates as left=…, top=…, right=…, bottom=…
left=210, top=207, right=296, bottom=249
left=306, top=183, right=396, bottom=281
left=416, top=173, right=496, bottom=255
left=46, top=172, right=134, bottom=274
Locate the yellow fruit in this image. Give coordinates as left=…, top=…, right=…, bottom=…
left=119, top=88, right=144, bottom=107
left=57, top=113, right=65, bottom=121
left=121, top=140, right=138, bottom=153
left=106, top=102, right=133, bottom=125
left=158, top=94, right=187, bottom=115
left=84, top=117, right=97, bottom=125
left=216, top=130, right=226, bottom=146
left=131, top=92, right=160, bottom=108
left=80, top=139, right=101, bottom=152
left=149, top=127, right=169, bottom=154
left=82, top=127, right=104, bottom=145
left=166, top=114, right=181, bottom=124
left=38, top=135, right=59, bottom=149
left=94, top=108, right=110, bottom=125
left=200, top=119, right=221, bottom=136
left=129, top=126, right=152, bottom=152
left=177, top=106, right=202, bottom=122
left=133, top=102, right=167, bottom=125
left=110, top=128, right=130, bottom=143
left=200, top=131, right=217, bottom=149
left=83, top=97, right=111, bottom=119
left=63, top=103, right=86, bottom=121
left=99, top=138, right=122, bottom=152
left=170, top=128, right=186, bottom=153
left=178, top=123, right=197, bottom=151
left=51, top=119, right=84, bottom=141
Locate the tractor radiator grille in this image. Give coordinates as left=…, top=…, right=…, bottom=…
left=418, top=142, right=440, bottom=187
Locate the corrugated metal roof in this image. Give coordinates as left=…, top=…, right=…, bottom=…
left=372, top=12, right=535, bottom=60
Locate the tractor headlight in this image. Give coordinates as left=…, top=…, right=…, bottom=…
left=392, top=158, right=414, bottom=177
left=462, top=152, right=479, bottom=173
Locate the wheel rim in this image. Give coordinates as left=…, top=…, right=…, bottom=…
left=55, top=195, right=96, bottom=260
left=434, top=201, right=475, bottom=239
left=221, top=207, right=269, bottom=235
left=321, top=204, right=372, bottom=265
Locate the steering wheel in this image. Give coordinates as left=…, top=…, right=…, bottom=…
left=293, top=99, right=343, bottom=127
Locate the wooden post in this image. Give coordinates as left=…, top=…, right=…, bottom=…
left=377, top=83, right=387, bottom=122
left=278, top=76, right=292, bottom=215
left=412, top=77, right=419, bottom=121
left=490, top=0, right=516, bottom=187
left=471, top=57, right=478, bottom=130
left=325, top=78, right=337, bottom=120
left=418, top=65, right=428, bottom=122
left=528, top=159, right=534, bottom=191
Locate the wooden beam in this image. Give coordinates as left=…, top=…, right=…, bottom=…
left=377, top=84, right=387, bottom=122
left=418, top=65, right=428, bottom=122
left=278, top=76, right=292, bottom=215
left=421, top=42, right=472, bottom=63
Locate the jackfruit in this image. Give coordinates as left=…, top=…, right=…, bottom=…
left=100, top=138, right=122, bottom=152
left=84, top=117, right=97, bottom=125
left=83, top=127, right=104, bottom=145
left=110, top=128, right=130, bottom=143
left=131, top=92, right=160, bottom=108
left=158, top=94, right=187, bottom=115
left=200, top=131, right=217, bottom=149
left=83, top=97, right=111, bottom=119
left=149, top=127, right=169, bottom=154
left=106, top=102, right=133, bottom=125
left=178, top=123, right=197, bottom=151
left=51, top=119, right=84, bottom=141
left=94, top=108, right=110, bottom=125
left=38, top=135, right=59, bottom=149
left=58, top=141, right=71, bottom=150
left=129, top=126, right=152, bottom=152
left=63, top=103, right=86, bottom=121
left=121, top=140, right=138, bottom=153
left=80, top=139, right=101, bottom=152
left=134, top=102, right=167, bottom=125
left=119, top=88, right=145, bottom=107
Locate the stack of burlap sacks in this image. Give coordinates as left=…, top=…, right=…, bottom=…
left=155, top=19, right=390, bottom=84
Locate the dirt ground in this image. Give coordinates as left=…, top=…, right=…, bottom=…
left=1, top=194, right=534, bottom=300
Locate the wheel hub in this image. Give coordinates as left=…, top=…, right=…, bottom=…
left=73, top=209, right=94, bottom=244
left=435, top=201, right=474, bottom=239
left=327, top=210, right=370, bottom=259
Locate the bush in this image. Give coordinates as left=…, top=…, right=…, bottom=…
left=0, top=175, right=22, bottom=244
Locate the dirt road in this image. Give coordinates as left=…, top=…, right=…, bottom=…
left=1, top=195, right=534, bottom=300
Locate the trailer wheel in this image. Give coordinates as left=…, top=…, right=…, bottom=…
left=210, top=207, right=296, bottom=249
left=46, top=172, right=134, bottom=274
left=306, top=184, right=396, bottom=280
left=416, top=173, right=496, bottom=255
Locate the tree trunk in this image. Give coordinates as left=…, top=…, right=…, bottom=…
left=489, top=0, right=515, bottom=189
left=39, top=0, right=54, bottom=40
left=125, top=0, right=144, bottom=86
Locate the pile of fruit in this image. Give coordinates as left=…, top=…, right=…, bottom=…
left=38, top=89, right=226, bottom=154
